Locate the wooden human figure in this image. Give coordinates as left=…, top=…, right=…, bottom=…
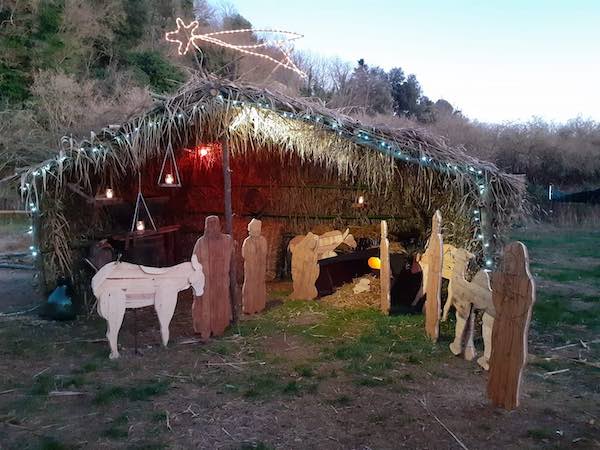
left=192, top=215, right=233, bottom=339
left=241, top=218, right=268, bottom=314
left=290, top=232, right=320, bottom=300
left=380, top=220, right=391, bottom=314
left=487, top=242, right=535, bottom=410
left=424, top=210, right=443, bottom=342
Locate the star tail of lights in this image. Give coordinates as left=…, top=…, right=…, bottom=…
left=166, top=18, right=307, bottom=79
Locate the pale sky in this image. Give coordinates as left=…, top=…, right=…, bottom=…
left=226, top=0, right=600, bottom=124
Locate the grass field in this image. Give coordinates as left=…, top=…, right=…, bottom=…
left=512, top=227, right=600, bottom=337
left=0, top=225, right=598, bottom=449
left=0, top=213, right=29, bottom=253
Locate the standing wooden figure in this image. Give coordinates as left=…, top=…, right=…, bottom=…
left=488, top=242, right=535, bottom=410
left=289, top=232, right=320, bottom=300
left=380, top=220, right=391, bottom=314
left=192, top=215, right=234, bottom=339
left=242, top=219, right=268, bottom=314
left=424, top=210, right=443, bottom=342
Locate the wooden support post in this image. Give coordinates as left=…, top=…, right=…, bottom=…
left=222, top=137, right=240, bottom=323
left=222, top=138, right=233, bottom=236
left=380, top=220, right=391, bottom=314
left=31, top=210, right=46, bottom=296
left=480, top=174, right=494, bottom=263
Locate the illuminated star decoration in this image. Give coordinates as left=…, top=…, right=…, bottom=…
left=166, top=17, right=307, bottom=79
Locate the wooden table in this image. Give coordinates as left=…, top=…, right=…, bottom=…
left=111, top=225, right=181, bottom=267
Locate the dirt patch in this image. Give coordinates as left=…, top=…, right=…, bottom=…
left=263, top=333, right=317, bottom=361
left=1, top=308, right=598, bottom=450
left=0, top=269, right=40, bottom=314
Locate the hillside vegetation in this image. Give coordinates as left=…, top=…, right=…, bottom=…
left=1, top=0, right=599, bottom=193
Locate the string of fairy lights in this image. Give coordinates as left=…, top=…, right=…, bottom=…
left=20, top=93, right=495, bottom=268
left=243, top=99, right=495, bottom=267
left=165, top=18, right=308, bottom=79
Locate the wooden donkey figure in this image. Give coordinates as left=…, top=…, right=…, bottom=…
left=93, top=255, right=205, bottom=359
left=447, top=248, right=495, bottom=370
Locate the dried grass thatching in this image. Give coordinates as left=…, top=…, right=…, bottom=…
left=2, top=75, right=526, bottom=279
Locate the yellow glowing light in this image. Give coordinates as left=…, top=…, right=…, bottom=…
left=105, top=188, right=114, bottom=199
left=357, top=195, right=365, bottom=205
left=368, top=257, right=381, bottom=270
left=166, top=18, right=307, bottom=79
left=136, top=220, right=145, bottom=232
left=164, top=173, right=175, bottom=185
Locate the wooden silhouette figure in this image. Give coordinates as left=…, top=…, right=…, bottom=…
left=488, top=242, right=535, bottom=410
left=289, top=232, right=320, bottom=300
left=242, top=218, right=268, bottom=314
left=424, top=210, right=443, bottom=342
left=380, top=220, right=391, bottom=314
left=192, top=215, right=233, bottom=339
left=447, top=247, right=494, bottom=368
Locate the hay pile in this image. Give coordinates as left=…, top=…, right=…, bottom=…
left=320, top=274, right=381, bottom=309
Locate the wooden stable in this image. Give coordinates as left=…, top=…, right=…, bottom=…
left=8, top=77, right=533, bottom=410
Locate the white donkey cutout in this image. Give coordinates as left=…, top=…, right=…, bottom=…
left=92, top=255, right=205, bottom=359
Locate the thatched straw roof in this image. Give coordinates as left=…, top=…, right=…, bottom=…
left=3, top=75, right=526, bottom=273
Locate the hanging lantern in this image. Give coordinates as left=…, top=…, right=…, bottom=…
left=131, top=173, right=157, bottom=234
left=158, top=145, right=182, bottom=187
left=353, top=193, right=367, bottom=208
left=105, top=188, right=114, bottom=199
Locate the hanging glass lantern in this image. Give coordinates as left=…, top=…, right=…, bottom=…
left=353, top=193, right=367, bottom=208
left=164, top=173, right=175, bottom=185
left=131, top=173, right=157, bottom=234
left=158, top=145, right=182, bottom=187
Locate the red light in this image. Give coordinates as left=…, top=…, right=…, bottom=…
left=198, top=147, right=209, bottom=157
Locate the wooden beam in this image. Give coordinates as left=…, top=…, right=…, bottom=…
left=222, top=137, right=240, bottom=323
left=222, top=138, right=233, bottom=236
left=380, top=220, right=391, bottom=314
